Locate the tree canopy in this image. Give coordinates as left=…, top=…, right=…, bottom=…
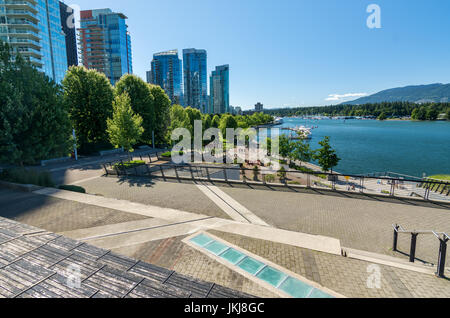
left=115, top=74, right=155, bottom=144
left=0, top=41, right=72, bottom=165
left=313, top=136, right=341, bottom=173
left=62, top=66, right=114, bottom=153
left=150, top=85, right=171, bottom=146
left=106, top=93, right=144, bottom=153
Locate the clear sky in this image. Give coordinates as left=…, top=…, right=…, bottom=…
left=67, top=0, right=450, bottom=110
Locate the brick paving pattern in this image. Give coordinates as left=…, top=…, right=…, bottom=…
left=0, top=189, right=149, bottom=233
left=209, top=230, right=450, bottom=298
left=219, top=186, right=450, bottom=265
left=111, top=236, right=278, bottom=298
left=77, top=177, right=231, bottom=220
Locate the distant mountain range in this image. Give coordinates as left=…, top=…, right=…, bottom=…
left=345, top=83, right=450, bottom=105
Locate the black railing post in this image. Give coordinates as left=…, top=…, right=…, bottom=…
left=159, top=165, right=166, bottom=181
left=174, top=165, right=180, bottom=180
left=102, top=163, right=108, bottom=176
left=393, top=225, right=400, bottom=252
left=360, top=177, right=364, bottom=193
left=189, top=166, right=195, bottom=180
left=307, top=174, right=311, bottom=188
left=223, top=168, right=228, bottom=182
left=437, top=237, right=448, bottom=278
left=206, top=167, right=211, bottom=181
left=409, top=233, right=419, bottom=263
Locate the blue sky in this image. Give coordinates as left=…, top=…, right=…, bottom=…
left=68, top=0, right=450, bottom=109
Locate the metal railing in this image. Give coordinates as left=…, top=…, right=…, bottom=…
left=392, top=224, right=449, bottom=278
left=101, top=158, right=450, bottom=202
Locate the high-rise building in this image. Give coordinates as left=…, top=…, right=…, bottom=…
left=0, top=0, right=68, bottom=83
left=148, top=49, right=183, bottom=105
left=59, top=1, right=77, bottom=67
left=255, top=102, right=264, bottom=112
left=183, top=48, right=207, bottom=113
left=78, top=8, right=132, bottom=84
left=209, top=65, right=229, bottom=114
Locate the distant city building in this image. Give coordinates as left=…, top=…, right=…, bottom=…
left=79, top=9, right=132, bottom=84
left=146, top=70, right=152, bottom=84
left=0, top=0, right=68, bottom=83
left=183, top=48, right=207, bottom=113
left=255, top=102, right=264, bottom=112
left=234, top=106, right=242, bottom=115
left=59, top=2, right=78, bottom=67
left=209, top=65, right=229, bottom=114
left=148, top=49, right=183, bottom=105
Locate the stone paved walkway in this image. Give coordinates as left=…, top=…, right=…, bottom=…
left=0, top=189, right=150, bottom=233
left=77, top=177, right=231, bottom=220
left=208, top=230, right=450, bottom=298
left=1, top=185, right=449, bottom=298
left=218, top=185, right=450, bottom=265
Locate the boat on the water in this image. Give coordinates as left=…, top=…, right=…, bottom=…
left=273, top=117, right=284, bottom=125
left=283, top=126, right=313, bottom=140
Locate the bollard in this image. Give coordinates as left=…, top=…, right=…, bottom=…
left=393, top=225, right=400, bottom=252
left=409, top=233, right=419, bottom=263
left=437, top=237, right=448, bottom=278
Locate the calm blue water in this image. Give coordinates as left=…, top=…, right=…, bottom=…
left=271, top=118, right=450, bottom=177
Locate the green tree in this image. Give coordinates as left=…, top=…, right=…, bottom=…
left=211, top=115, right=221, bottom=128
left=149, top=85, right=171, bottom=146
left=411, top=107, right=427, bottom=121
left=278, top=135, right=294, bottom=163
left=291, top=139, right=312, bottom=166
left=167, top=104, right=191, bottom=145
left=106, top=93, right=144, bottom=158
left=219, top=114, right=238, bottom=138
left=426, top=107, right=439, bottom=121
left=446, top=108, right=450, bottom=120
left=115, top=74, right=155, bottom=144
left=0, top=41, right=72, bottom=165
left=377, top=112, right=387, bottom=121
left=202, top=114, right=212, bottom=131
left=62, top=66, right=114, bottom=153
left=313, top=137, right=341, bottom=173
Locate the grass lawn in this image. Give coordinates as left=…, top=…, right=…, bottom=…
left=428, top=175, right=450, bottom=181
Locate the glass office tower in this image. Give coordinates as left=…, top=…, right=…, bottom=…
left=183, top=48, right=207, bottom=113
left=79, top=9, right=132, bottom=84
left=0, top=0, right=68, bottom=82
left=209, top=65, right=230, bottom=114
left=149, top=49, right=183, bottom=105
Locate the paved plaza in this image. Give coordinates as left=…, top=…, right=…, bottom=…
left=75, top=176, right=450, bottom=265
left=0, top=177, right=449, bottom=298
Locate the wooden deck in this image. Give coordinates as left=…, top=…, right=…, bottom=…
left=0, top=217, right=254, bottom=298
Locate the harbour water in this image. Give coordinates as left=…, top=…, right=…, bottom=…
left=270, top=118, right=450, bottom=177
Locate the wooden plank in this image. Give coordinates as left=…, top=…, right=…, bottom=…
left=127, top=261, right=172, bottom=283
left=165, top=272, right=214, bottom=298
